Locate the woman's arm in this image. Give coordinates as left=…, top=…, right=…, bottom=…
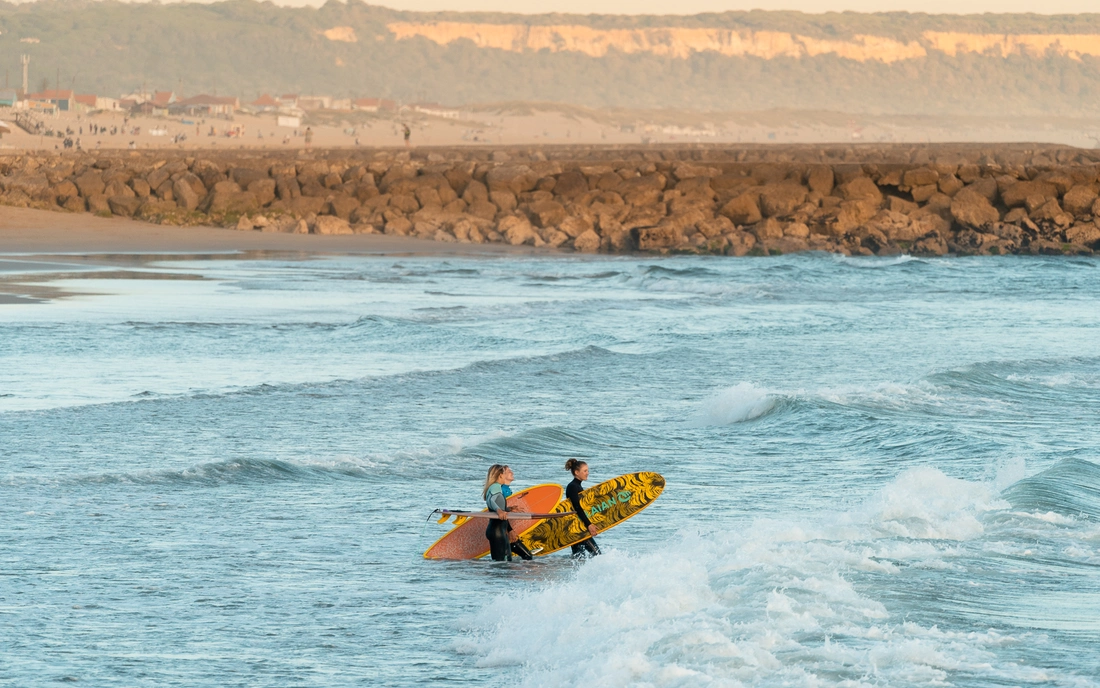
left=567, top=484, right=596, bottom=535
left=488, top=489, right=508, bottom=520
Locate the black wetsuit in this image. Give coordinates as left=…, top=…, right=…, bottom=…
left=567, top=477, right=601, bottom=558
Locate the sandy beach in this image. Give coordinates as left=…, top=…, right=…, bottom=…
left=0, top=206, right=547, bottom=256
left=0, top=206, right=550, bottom=303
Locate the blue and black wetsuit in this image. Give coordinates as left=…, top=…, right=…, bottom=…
left=567, top=477, right=601, bottom=558
left=485, top=483, right=512, bottom=561
left=486, top=484, right=533, bottom=561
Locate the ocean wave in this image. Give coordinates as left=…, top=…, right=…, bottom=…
left=68, top=456, right=371, bottom=486
left=831, top=253, right=926, bottom=269
left=459, top=425, right=640, bottom=463
left=865, top=466, right=1009, bottom=540
left=641, top=264, right=723, bottom=278
left=54, top=430, right=522, bottom=487
left=1002, top=458, right=1100, bottom=519
left=692, top=382, right=778, bottom=425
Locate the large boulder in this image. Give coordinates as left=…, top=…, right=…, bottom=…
left=384, top=217, right=413, bottom=236
left=902, top=167, right=939, bottom=188
left=573, top=229, right=602, bottom=253
left=632, top=223, right=681, bottom=251
left=135, top=199, right=180, bottom=221
left=558, top=215, right=594, bottom=238
left=697, top=215, right=735, bottom=239
left=313, top=215, right=353, bottom=235
left=247, top=179, right=277, bottom=207
left=806, top=166, right=834, bottom=194
left=86, top=193, right=110, bottom=215
left=467, top=200, right=498, bottom=221
left=287, top=196, right=327, bottom=216
left=526, top=200, right=567, bottom=228
left=414, top=186, right=442, bottom=209
left=489, top=190, right=517, bottom=214
left=752, top=217, right=785, bottom=241
left=552, top=171, right=589, bottom=200
left=389, top=194, right=420, bottom=214
left=230, top=167, right=268, bottom=189
left=206, top=190, right=259, bottom=215
left=672, top=163, right=720, bottom=181
left=486, top=165, right=538, bottom=195
left=498, top=215, right=541, bottom=246
left=719, top=193, right=762, bottom=225
left=327, top=195, right=359, bottom=220
left=865, top=210, right=925, bottom=243
left=759, top=183, right=807, bottom=218
left=1031, top=199, right=1073, bottom=227
left=107, top=195, right=142, bottom=217
left=276, top=176, right=301, bottom=201
left=951, top=187, right=1000, bottom=229
left=622, top=205, right=666, bottom=231
left=131, top=179, right=151, bottom=199
left=938, top=174, right=964, bottom=197
left=831, top=199, right=880, bottom=235
left=963, top=178, right=999, bottom=203
left=74, top=170, right=105, bottom=198
left=461, top=180, right=490, bottom=204
left=1001, top=180, right=1058, bottom=208
left=104, top=179, right=135, bottom=199
left=1062, top=185, right=1098, bottom=217
left=1066, top=222, right=1100, bottom=248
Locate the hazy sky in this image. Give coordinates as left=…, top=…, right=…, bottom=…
left=42, top=0, right=1098, bottom=13
left=258, top=0, right=1100, bottom=13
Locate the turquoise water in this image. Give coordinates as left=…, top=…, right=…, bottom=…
left=2, top=252, right=1100, bottom=687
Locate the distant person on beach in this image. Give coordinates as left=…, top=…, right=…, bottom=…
left=304, top=127, right=313, bottom=148
left=403, top=124, right=411, bottom=147
left=565, top=459, right=600, bottom=558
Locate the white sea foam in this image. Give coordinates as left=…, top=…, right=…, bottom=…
left=695, top=383, right=775, bottom=425
left=465, top=468, right=1043, bottom=687
left=865, top=467, right=1008, bottom=540
left=831, top=253, right=921, bottom=268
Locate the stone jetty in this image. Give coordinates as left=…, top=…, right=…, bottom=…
left=3, top=144, right=1100, bottom=256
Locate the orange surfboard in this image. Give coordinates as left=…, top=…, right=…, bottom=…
left=424, top=484, right=563, bottom=560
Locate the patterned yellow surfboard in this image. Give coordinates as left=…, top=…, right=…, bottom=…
left=519, top=471, right=664, bottom=556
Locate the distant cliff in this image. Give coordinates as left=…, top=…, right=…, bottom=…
left=4, top=1, right=1100, bottom=115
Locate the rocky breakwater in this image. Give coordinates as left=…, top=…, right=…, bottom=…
left=2, top=147, right=1100, bottom=256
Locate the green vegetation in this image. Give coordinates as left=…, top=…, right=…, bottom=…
left=2, top=0, right=1100, bottom=115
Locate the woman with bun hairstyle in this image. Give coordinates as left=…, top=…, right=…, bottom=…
left=564, top=459, right=601, bottom=558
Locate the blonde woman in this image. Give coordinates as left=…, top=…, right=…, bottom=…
left=482, top=464, right=534, bottom=562
left=483, top=464, right=514, bottom=561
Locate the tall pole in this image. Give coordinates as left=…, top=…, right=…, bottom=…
left=21, top=54, right=29, bottom=94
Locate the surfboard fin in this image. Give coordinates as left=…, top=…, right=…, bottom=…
left=453, top=516, right=469, bottom=526
left=437, top=513, right=452, bottom=524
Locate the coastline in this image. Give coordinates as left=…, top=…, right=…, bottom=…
left=3, top=144, right=1100, bottom=261
left=0, top=206, right=547, bottom=256
left=0, top=206, right=550, bottom=303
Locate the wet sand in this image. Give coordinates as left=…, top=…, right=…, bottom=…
left=0, top=207, right=545, bottom=256
left=0, top=207, right=551, bottom=303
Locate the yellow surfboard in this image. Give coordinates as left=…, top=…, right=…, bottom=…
left=519, top=472, right=664, bottom=556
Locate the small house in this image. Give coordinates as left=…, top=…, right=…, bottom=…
left=26, top=89, right=74, bottom=111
